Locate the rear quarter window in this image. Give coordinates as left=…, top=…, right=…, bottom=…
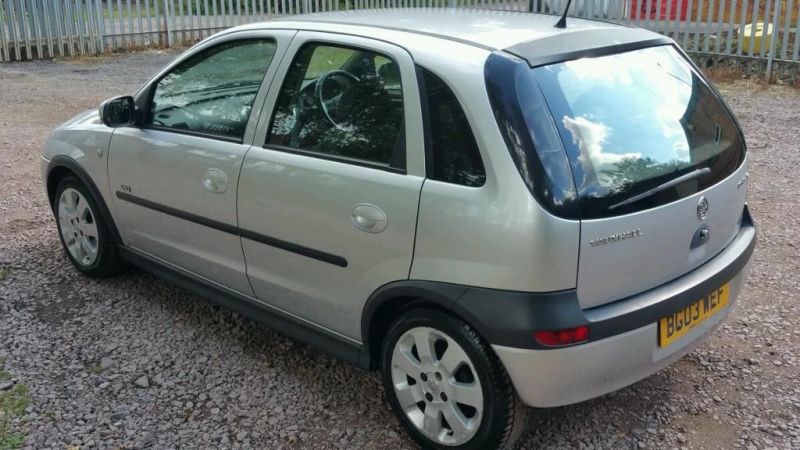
left=421, top=69, right=485, bottom=187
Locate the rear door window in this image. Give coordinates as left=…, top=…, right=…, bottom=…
left=532, top=45, right=745, bottom=218
left=266, top=43, right=405, bottom=169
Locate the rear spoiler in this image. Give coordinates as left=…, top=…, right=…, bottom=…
left=503, top=28, right=673, bottom=67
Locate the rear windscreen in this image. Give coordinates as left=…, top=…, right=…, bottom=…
left=532, top=45, right=745, bottom=218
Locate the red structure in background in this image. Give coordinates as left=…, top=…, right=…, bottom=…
left=630, top=0, right=689, bottom=20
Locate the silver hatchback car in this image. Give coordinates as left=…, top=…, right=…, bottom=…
left=42, top=9, right=756, bottom=449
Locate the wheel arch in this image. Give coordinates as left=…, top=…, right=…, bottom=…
left=46, top=155, right=123, bottom=245
left=360, top=280, right=489, bottom=370
left=361, top=280, right=586, bottom=369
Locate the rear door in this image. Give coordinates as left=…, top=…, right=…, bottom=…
left=109, top=31, right=293, bottom=294
left=533, top=45, right=748, bottom=308
left=237, top=32, right=425, bottom=341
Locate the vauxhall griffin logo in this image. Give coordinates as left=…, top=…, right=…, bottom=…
left=697, top=196, right=709, bottom=220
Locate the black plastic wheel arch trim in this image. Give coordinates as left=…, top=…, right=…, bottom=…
left=46, top=155, right=124, bottom=244
left=119, top=246, right=366, bottom=368
left=362, top=206, right=756, bottom=352
left=114, top=191, right=348, bottom=268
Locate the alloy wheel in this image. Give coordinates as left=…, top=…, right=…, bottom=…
left=390, top=326, right=484, bottom=446
left=58, top=187, right=99, bottom=267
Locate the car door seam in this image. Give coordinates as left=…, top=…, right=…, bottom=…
left=407, top=177, right=426, bottom=279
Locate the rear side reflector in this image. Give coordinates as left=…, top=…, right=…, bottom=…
left=534, top=326, right=590, bottom=347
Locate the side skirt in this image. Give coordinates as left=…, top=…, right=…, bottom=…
left=118, top=246, right=368, bottom=370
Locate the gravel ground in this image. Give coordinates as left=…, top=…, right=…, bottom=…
left=0, top=51, right=798, bottom=449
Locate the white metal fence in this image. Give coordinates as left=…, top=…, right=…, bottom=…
left=1, top=0, right=798, bottom=76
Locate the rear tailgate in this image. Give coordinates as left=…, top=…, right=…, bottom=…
left=578, top=164, right=747, bottom=308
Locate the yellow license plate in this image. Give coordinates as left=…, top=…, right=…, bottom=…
left=658, top=283, right=730, bottom=347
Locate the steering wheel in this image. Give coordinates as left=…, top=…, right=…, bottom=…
left=315, top=70, right=360, bottom=131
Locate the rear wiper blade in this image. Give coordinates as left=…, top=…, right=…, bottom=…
left=608, top=167, right=712, bottom=211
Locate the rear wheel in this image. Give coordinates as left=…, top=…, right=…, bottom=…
left=53, top=176, right=127, bottom=278
left=381, top=309, right=529, bottom=449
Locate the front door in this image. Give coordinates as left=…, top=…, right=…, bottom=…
left=238, top=32, right=426, bottom=341
left=109, top=31, right=292, bottom=294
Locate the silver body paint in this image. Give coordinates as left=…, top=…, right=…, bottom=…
left=42, top=9, right=753, bottom=408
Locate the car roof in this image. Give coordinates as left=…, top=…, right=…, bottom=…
left=240, top=8, right=663, bottom=53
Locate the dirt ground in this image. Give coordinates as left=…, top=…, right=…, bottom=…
left=0, top=50, right=798, bottom=449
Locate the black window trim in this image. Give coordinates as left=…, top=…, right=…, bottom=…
left=142, top=36, right=278, bottom=145
left=484, top=51, right=582, bottom=219
left=263, top=39, right=408, bottom=174
left=415, top=65, right=486, bottom=187
left=142, top=126, right=245, bottom=144
left=416, top=65, right=435, bottom=178
left=264, top=144, right=407, bottom=175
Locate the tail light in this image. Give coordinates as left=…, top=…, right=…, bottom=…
left=534, top=326, right=590, bottom=347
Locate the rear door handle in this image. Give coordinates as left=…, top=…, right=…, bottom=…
left=203, top=168, right=228, bottom=193
left=352, top=203, right=387, bottom=233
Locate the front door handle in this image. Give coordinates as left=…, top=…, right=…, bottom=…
left=352, top=203, right=387, bottom=234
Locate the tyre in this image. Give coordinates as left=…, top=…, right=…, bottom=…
left=381, top=308, right=529, bottom=450
left=53, top=176, right=127, bottom=278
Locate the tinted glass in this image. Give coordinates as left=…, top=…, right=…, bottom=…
left=533, top=46, right=745, bottom=218
left=267, top=43, right=405, bottom=167
left=148, top=39, right=276, bottom=140
left=423, top=69, right=485, bottom=187
left=485, top=53, right=579, bottom=218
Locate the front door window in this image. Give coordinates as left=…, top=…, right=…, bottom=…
left=148, top=39, right=277, bottom=141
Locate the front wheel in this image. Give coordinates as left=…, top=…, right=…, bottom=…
left=381, top=309, right=529, bottom=449
left=53, top=176, right=127, bottom=278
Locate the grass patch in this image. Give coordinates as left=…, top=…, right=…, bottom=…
left=0, top=360, right=28, bottom=450
left=0, top=386, right=29, bottom=417
left=0, top=268, right=9, bottom=282
left=0, top=423, right=25, bottom=450
left=705, top=64, right=748, bottom=83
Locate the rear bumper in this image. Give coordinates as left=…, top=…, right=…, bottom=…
left=491, top=207, right=756, bottom=407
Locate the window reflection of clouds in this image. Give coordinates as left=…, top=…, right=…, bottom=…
left=562, top=57, right=634, bottom=86
left=553, top=47, right=700, bottom=188
left=673, top=140, right=690, bottom=160
left=656, top=99, right=690, bottom=141
left=562, top=116, right=642, bottom=185
left=532, top=45, right=743, bottom=216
